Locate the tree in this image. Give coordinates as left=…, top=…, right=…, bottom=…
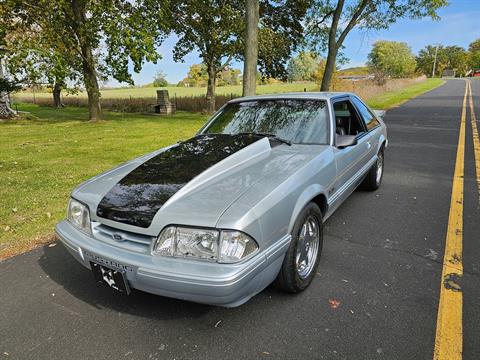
left=470, top=52, right=480, bottom=69
left=287, top=51, right=322, bottom=81
left=443, top=46, right=468, bottom=77
left=367, top=41, right=416, bottom=78
left=218, top=67, right=242, bottom=86
left=416, top=44, right=468, bottom=77
left=306, top=0, right=447, bottom=91
left=172, top=0, right=309, bottom=112
left=5, top=27, right=82, bottom=108
left=416, top=45, right=446, bottom=77
left=2, top=0, right=170, bottom=120
left=257, top=1, right=310, bottom=81
left=468, top=39, right=480, bottom=69
left=243, top=0, right=259, bottom=96
left=468, top=39, right=480, bottom=54
left=153, top=70, right=168, bottom=87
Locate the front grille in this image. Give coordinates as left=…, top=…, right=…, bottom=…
left=92, top=222, right=155, bottom=253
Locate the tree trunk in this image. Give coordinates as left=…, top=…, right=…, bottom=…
left=71, top=0, right=101, bottom=121
left=82, top=52, right=101, bottom=121
left=52, top=82, right=63, bottom=108
left=320, top=0, right=344, bottom=91
left=206, top=63, right=216, bottom=112
left=242, top=0, right=259, bottom=97
left=320, top=47, right=338, bottom=91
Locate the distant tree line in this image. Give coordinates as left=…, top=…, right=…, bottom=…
left=284, top=38, right=480, bottom=83
left=177, top=64, right=242, bottom=88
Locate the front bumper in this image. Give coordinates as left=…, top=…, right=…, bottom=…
left=55, top=220, right=290, bottom=307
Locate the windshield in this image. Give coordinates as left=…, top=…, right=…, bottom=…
left=202, top=99, right=329, bottom=144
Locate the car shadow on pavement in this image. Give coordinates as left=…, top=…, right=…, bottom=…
left=37, top=242, right=290, bottom=319
left=37, top=243, right=216, bottom=320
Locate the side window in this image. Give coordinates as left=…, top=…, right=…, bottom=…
left=333, top=100, right=366, bottom=137
left=352, top=97, right=380, bottom=131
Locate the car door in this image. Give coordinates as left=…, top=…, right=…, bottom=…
left=330, top=97, right=371, bottom=208
left=350, top=95, right=382, bottom=161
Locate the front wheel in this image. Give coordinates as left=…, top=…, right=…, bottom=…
left=360, top=148, right=384, bottom=191
left=275, top=202, right=323, bottom=293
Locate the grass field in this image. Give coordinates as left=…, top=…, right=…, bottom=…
left=366, top=78, right=444, bottom=109
left=0, top=77, right=445, bottom=259
left=13, top=82, right=320, bottom=100
left=0, top=107, right=207, bottom=258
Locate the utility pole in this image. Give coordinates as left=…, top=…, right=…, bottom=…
left=432, top=44, right=439, bottom=78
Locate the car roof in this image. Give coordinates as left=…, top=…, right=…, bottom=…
left=228, top=92, right=356, bottom=103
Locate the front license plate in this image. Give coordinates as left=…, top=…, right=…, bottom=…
left=90, top=261, right=131, bottom=294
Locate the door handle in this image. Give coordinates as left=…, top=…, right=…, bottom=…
left=366, top=141, right=371, bottom=149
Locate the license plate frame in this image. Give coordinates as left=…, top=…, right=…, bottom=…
left=90, top=261, right=131, bottom=295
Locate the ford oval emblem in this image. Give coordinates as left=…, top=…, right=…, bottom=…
left=112, top=233, right=124, bottom=241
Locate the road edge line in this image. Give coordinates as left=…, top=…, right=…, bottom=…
left=433, top=80, right=466, bottom=360
left=467, top=80, right=480, bottom=202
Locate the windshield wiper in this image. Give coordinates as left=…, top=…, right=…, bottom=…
left=238, top=132, right=292, bottom=146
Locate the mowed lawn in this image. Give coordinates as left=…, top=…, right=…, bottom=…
left=0, top=77, right=444, bottom=259
left=0, top=106, right=207, bottom=258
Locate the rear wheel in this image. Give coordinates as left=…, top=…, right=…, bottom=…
left=360, top=147, right=384, bottom=191
left=275, top=202, right=323, bottom=293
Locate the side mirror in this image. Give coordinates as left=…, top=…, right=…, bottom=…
left=336, top=134, right=357, bottom=149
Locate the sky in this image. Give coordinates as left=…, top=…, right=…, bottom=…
left=108, top=0, right=480, bottom=87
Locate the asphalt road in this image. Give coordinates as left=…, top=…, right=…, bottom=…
left=1, top=79, right=479, bottom=360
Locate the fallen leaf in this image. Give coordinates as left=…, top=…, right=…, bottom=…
left=48, top=243, right=57, bottom=248
left=262, top=352, right=271, bottom=356
left=329, top=299, right=341, bottom=309
left=4, top=226, right=10, bottom=232
left=12, top=208, right=17, bottom=213
left=46, top=212, right=52, bottom=219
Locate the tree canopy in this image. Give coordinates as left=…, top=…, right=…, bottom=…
left=368, top=41, right=416, bottom=78
left=416, top=44, right=469, bottom=77
left=171, top=0, right=309, bottom=111
left=287, top=52, right=323, bottom=82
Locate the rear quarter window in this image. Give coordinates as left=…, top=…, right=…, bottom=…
left=352, top=97, right=380, bottom=131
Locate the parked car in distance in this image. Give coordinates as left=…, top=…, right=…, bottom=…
left=56, top=92, right=388, bottom=307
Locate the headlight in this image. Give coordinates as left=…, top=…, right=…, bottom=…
left=153, top=226, right=258, bottom=263
left=218, top=231, right=258, bottom=263
left=67, top=198, right=91, bottom=235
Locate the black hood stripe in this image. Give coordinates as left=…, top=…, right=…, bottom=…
left=96, top=133, right=263, bottom=228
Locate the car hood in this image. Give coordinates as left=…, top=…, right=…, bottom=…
left=72, top=133, right=325, bottom=235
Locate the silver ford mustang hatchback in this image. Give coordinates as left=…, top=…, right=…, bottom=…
left=56, top=92, right=387, bottom=307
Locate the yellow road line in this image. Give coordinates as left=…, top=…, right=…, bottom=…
left=433, top=80, right=467, bottom=360
left=467, top=81, right=480, bottom=201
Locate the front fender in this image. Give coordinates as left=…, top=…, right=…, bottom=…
left=288, top=184, right=328, bottom=233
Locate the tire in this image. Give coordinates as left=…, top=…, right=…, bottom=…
left=275, top=202, right=323, bottom=293
left=360, top=147, right=384, bottom=191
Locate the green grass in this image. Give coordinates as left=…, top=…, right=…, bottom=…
left=0, top=77, right=445, bottom=259
left=13, top=82, right=319, bottom=100
left=0, top=105, right=207, bottom=258
left=367, top=78, right=445, bottom=109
